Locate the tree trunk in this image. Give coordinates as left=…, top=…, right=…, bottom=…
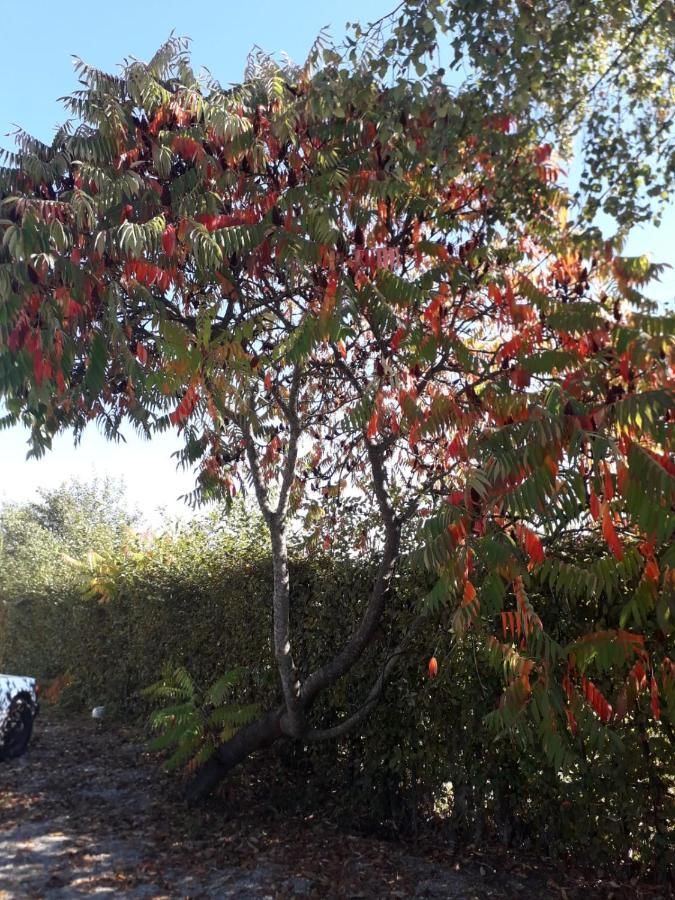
left=185, top=709, right=283, bottom=805
left=185, top=409, right=405, bottom=803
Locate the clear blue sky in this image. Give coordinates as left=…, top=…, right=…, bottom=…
left=1, top=0, right=673, bottom=524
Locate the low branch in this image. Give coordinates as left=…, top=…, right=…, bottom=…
left=306, top=614, right=425, bottom=741
left=300, top=440, right=401, bottom=706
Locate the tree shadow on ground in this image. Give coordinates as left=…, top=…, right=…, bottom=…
left=0, top=712, right=668, bottom=899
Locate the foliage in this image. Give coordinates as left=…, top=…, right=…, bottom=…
left=0, top=486, right=671, bottom=875
left=0, top=479, right=137, bottom=677
left=143, top=666, right=258, bottom=771
left=0, top=0, right=673, bottom=805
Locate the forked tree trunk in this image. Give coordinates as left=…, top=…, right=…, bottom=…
left=185, top=505, right=403, bottom=805
left=185, top=391, right=405, bottom=804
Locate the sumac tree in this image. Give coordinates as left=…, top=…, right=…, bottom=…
left=0, top=2, right=673, bottom=801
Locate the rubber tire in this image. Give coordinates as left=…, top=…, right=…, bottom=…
left=0, top=701, right=33, bottom=761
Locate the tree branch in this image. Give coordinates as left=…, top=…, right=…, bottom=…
left=242, top=419, right=273, bottom=524
left=300, top=439, right=400, bottom=706
left=273, top=364, right=302, bottom=521
left=306, top=614, right=425, bottom=740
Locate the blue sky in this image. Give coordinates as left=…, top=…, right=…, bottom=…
left=1, top=0, right=673, bottom=524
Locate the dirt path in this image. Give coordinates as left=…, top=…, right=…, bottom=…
left=0, top=713, right=667, bottom=898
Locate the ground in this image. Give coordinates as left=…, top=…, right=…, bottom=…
left=0, top=712, right=669, bottom=899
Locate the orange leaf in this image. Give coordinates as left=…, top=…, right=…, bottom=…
left=162, top=224, right=177, bottom=256
left=136, top=343, right=148, bottom=365
left=644, top=558, right=659, bottom=582
left=366, top=409, right=379, bottom=441
left=515, top=524, right=545, bottom=565
left=544, top=455, right=559, bottom=477
left=617, top=463, right=628, bottom=495
left=463, top=580, right=477, bottom=606
left=428, top=656, right=438, bottom=679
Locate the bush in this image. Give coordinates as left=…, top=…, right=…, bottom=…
left=0, top=485, right=671, bottom=878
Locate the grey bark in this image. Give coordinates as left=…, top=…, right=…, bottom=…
left=186, top=403, right=407, bottom=801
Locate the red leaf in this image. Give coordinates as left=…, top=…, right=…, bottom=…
left=619, top=352, right=630, bottom=382
left=603, top=463, right=614, bottom=500
left=510, top=368, right=531, bottom=389
left=602, top=504, right=623, bottom=560
left=581, top=676, right=613, bottom=722
left=391, top=326, right=406, bottom=352
left=264, top=371, right=273, bottom=392
left=325, top=273, right=338, bottom=300
left=589, top=487, right=600, bottom=521
left=650, top=674, right=660, bottom=719
left=488, top=283, right=503, bottom=306
left=136, top=344, right=148, bottom=365
left=565, top=706, right=578, bottom=736
left=162, top=224, right=177, bottom=256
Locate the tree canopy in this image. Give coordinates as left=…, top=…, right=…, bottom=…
left=0, top=1, right=673, bottom=798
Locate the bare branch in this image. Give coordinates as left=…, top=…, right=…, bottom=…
left=306, top=614, right=425, bottom=741
left=300, top=440, right=401, bottom=706
left=242, top=419, right=272, bottom=524
left=273, top=364, right=302, bottom=521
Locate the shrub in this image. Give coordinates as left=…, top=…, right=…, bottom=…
left=0, top=487, right=671, bottom=877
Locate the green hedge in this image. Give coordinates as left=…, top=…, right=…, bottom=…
left=1, top=492, right=672, bottom=878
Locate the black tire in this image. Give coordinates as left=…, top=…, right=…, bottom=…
left=0, top=700, right=34, bottom=760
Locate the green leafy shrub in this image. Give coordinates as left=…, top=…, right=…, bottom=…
left=0, top=485, right=672, bottom=877
left=144, top=666, right=258, bottom=772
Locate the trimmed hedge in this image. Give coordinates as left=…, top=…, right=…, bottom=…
left=1, top=494, right=672, bottom=877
